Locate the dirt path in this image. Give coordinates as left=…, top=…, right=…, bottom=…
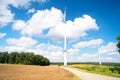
left=62, top=67, right=120, bottom=80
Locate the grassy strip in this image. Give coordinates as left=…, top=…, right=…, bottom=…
left=51, top=62, right=120, bottom=66
left=71, top=64, right=120, bottom=78
left=73, top=75, right=80, bottom=80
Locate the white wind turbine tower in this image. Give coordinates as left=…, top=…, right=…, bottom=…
left=64, top=7, right=67, bottom=66
left=98, top=44, right=101, bottom=65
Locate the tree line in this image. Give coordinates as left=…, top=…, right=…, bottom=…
left=0, top=52, right=50, bottom=66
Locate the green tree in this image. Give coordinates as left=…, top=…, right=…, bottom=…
left=9, top=52, right=16, bottom=64
left=0, top=51, right=50, bottom=66
left=0, top=52, right=9, bottom=63
left=41, top=57, right=50, bottom=66
left=117, top=35, right=120, bottom=53
left=9, top=52, right=19, bottom=64
left=33, top=55, right=44, bottom=65
left=15, top=52, right=20, bottom=64
left=19, top=52, right=26, bottom=64
left=24, top=52, right=34, bottom=65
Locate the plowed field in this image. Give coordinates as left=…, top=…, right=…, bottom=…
left=0, top=64, right=73, bottom=80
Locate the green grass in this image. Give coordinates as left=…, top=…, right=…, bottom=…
left=73, top=75, right=80, bottom=80
left=51, top=62, right=120, bottom=66
left=71, top=64, right=120, bottom=78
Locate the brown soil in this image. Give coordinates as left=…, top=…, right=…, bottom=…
left=0, top=64, right=73, bottom=80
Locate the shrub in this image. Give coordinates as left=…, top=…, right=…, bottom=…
left=109, top=66, right=120, bottom=74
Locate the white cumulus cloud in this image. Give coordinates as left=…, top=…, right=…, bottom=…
left=47, top=14, right=99, bottom=41
left=6, top=36, right=37, bottom=48
left=27, top=8, right=36, bottom=14
left=78, top=53, right=98, bottom=62
left=73, top=39, right=103, bottom=49
left=0, top=33, right=6, bottom=38
left=0, top=4, right=14, bottom=27
left=1, top=36, right=37, bottom=52
left=33, top=0, right=49, bottom=3
left=0, top=0, right=31, bottom=27
left=13, top=7, right=63, bottom=37
left=35, top=43, right=63, bottom=54
left=99, top=42, right=118, bottom=55
left=0, top=0, right=48, bottom=27
left=49, top=51, right=63, bottom=62
left=2, top=46, right=25, bottom=52
left=12, top=20, right=26, bottom=30
left=67, top=48, right=79, bottom=55
left=13, top=7, right=99, bottom=42
left=34, top=43, right=63, bottom=62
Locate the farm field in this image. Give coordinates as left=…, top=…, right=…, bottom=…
left=0, top=64, right=74, bottom=80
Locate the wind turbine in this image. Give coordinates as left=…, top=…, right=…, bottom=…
left=64, top=7, right=67, bottom=66
left=98, top=44, right=101, bottom=65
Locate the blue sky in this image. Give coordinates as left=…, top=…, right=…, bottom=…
left=0, top=0, right=120, bottom=62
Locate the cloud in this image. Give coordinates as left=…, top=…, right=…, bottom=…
left=12, top=20, right=26, bottom=30
left=6, top=36, right=37, bottom=48
left=49, top=51, right=63, bottom=62
left=35, top=43, right=63, bottom=54
left=27, top=8, right=36, bottom=14
left=2, top=46, right=25, bottom=52
left=0, top=0, right=48, bottom=27
left=65, top=39, right=103, bottom=59
left=0, top=3, right=14, bottom=27
left=99, top=42, right=118, bottom=55
left=77, top=53, right=120, bottom=62
left=73, top=39, right=103, bottom=49
left=35, top=43, right=63, bottom=51
left=67, top=48, right=79, bottom=55
left=0, top=0, right=31, bottom=27
left=78, top=53, right=98, bottom=62
left=13, top=7, right=63, bottom=37
left=33, top=0, right=49, bottom=3
left=5, top=0, right=31, bottom=8
left=1, top=41, right=120, bottom=62
left=0, top=33, right=6, bottom=38
left=34, top=43, right=63, bottom=62
left=106, top=57, right=113, bottom=61
left=47, top=15, right=99, bottom=41
left=1, top=36, right=37, bottom=52
left=13, top=7, right=99, bottom=42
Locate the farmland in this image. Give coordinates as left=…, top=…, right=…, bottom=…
left=0, top=64, right=75, bottom=80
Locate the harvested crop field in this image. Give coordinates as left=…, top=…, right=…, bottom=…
left=0, top=64, right=73, bottom=80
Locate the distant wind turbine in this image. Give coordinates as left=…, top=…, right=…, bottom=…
left=98, top=44, right=101, bottom=65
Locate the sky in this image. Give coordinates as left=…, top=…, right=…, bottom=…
left=0, top=0, right=120, bottom=63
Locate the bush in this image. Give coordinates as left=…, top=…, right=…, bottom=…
left=109, top=66, right=120, bottom=74
left=41, top=58, right=50, bottom=66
